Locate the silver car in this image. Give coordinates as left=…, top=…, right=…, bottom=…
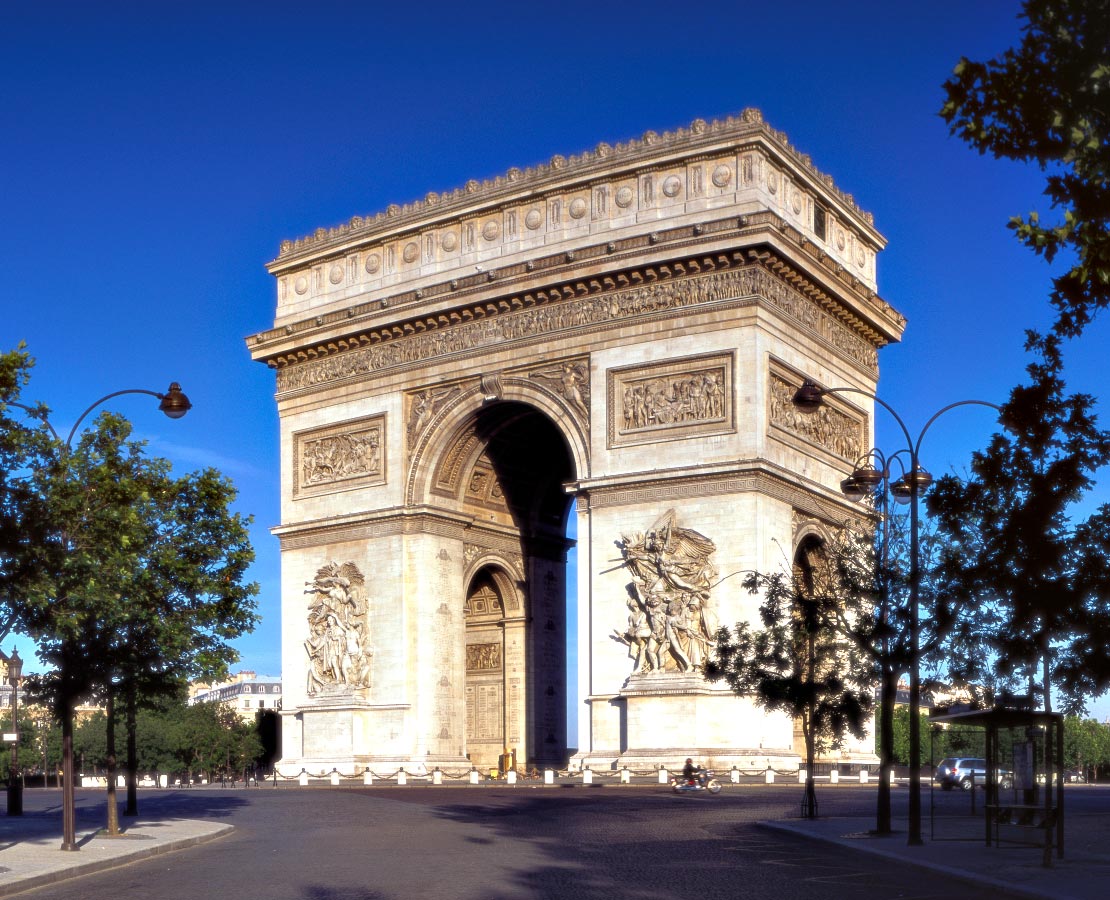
left=935, top=757, right=1014, bottom=791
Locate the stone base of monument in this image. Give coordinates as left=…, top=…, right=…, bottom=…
left=571, top=672, right=802, bottom=772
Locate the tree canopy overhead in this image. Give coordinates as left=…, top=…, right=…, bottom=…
left=941, top=0, right=1110, bottom=339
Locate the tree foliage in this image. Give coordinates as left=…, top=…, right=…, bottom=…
left=1, top=345, right=259, bottom=828
left=941, top=0, right=1110, bottom=338
left=706, top=533, right=873, bottom=817
left=927, top=332, right=1110, bottom=713
left=73, top=697, right=264, bottom=781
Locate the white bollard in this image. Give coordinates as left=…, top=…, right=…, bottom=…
left=159, top=774, right=168, bottom=788
left=469, top=769, right=480, bottom=785
left=397, top=769, right=407, bottom=786
left=765, top=767, right=775, bottom=784
left=888, top=768, right=895, bottom=786
left=731, top=766, right=740, bottom=784
left=830, top=768, right=839, bottom=785
left=298, top=771, right=309, bottom=787
left=859, top=768, right=869, bottom=784
left=658, top=767, right=669, bottom=784
left=363, top=770, right=374, bottom=786
left=330, top=770, right=340, bottom=786
left=507, top=769, right=517, bottom=785
left=433, top=768, right=443, bottom=785
left=544, top=769, right=554, bottom=785
left=798, top=768, right=807, bottom=785
left=620, top=768, right=630, bottom=784
left=583, top=768, right=593, bottom=785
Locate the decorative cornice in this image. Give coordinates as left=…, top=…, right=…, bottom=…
left=265, top=250, right=889, bottom=397
left=272, top=110, right=876, bottom=264
left=274, top=507, right=525, bottom=553
left=575, top=459, right=857, bottom=527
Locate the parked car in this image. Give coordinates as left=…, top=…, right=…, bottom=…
left=935, top=757, right=1014, bottom=791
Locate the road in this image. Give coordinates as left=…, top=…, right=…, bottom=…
left=18, top=784, right=1039, bottom=900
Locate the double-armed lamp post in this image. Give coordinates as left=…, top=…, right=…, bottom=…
left=792, top=379, right=999, bottom=846
left=8, top=383, right=190, bottom=847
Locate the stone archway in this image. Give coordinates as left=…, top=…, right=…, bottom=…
left=440, top=401, right=574, bottom=768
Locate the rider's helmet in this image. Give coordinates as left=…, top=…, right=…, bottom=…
left=686, top=758, right=692, bottom=765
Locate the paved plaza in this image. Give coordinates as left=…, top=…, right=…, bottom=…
left=2, top=782, right=1108, bottom=899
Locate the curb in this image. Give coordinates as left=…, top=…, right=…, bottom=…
left=0, top=823, right=234, bottom=899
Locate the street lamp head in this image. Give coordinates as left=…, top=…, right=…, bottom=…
left=7, top=649, right=21, bottom=686
left=840, top=476, right=869, bottom=502
left=158, top=383, right=192, bottom=420
left=791, top=380, right=826, bottom=414
left=890, top=465, right=933, bottom=504
left=849, top=464, right=885, bottom=489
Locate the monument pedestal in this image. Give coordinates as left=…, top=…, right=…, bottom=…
left=575, top=673, right=800, bottom=771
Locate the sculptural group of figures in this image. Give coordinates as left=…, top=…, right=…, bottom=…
left=622, top=370, right=724, bottom=431
left=611, top=510, right=720, bottom=674
left=304, top=561, right=374, bottom=695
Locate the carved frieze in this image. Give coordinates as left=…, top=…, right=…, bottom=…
left=294, top=415, right=385, bottom=499
left=607, top=352, right=733, bottom=448
left=466, top=642, right=502, bottom=672
left=274, top=263, right=878, bottom=393
left=768, top=369, right=864, bottom=462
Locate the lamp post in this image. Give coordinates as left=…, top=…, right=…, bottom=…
left=8, top=383, right=191, bottom=850
left=792, top=379, right=999, bottom=846
left=6, top=649, right=23, bottom=816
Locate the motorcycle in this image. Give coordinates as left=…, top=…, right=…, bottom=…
left=671, top=767, right=722, bottom=794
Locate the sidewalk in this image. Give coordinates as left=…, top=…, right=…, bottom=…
left=0, top=807, right=230, bottom=897
left=764, top=814, right=1110, bottom=900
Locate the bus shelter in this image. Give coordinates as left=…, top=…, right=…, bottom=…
left=931, top=706, right=1064, bottom=867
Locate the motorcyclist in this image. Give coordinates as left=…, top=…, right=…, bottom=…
left=682, top=757, right=697, bottom=785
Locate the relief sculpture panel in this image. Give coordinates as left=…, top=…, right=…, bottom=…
left=607, top=352, right=733, bottom=448
left=294, top=415, right=384, bottom=498
left=768, top=370, right=864, bottom=462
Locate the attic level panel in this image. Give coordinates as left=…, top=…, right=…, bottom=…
left=264, top=113, right=887, bottom=329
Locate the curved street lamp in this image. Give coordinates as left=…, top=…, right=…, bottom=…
left=792, top=379, right=1000, bottom=846
left=7, top=384, right=190, bottom=849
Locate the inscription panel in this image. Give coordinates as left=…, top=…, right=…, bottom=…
left=465, top=682, right=503, bottom=742
left=294, top=414, right=385, bottom=498
left=607, top=352, right=734, bottom=448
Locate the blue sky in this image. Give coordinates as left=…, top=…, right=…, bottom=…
left=4, top=2, right=1108, bottom=720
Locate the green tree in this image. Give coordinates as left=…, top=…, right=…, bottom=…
left=3, top=351, right=257, bottom=838
left=707, top=533, right=873, bottom=818
left=941, top=0, right=1110, bottom=338
left=173, top=701, right=262, bottom=782
left=928, top=333, right=1110, bottom=714
left=1063, top=716, right=1110, bottom=780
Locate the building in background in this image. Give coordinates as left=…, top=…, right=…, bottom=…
left=189, top=671, right=283, bottom=721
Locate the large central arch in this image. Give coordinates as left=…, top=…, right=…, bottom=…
left=253, top=112, right=902, bottom=775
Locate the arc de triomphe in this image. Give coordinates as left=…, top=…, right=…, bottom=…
left=249, top=110, right=903, bottom=775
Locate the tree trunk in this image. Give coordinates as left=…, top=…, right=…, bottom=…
left=61, top=696, right=77, bottom=851
left=803, top=720, right=818, bottom=819
left=125, top=684, right=138, bottom=816
left=874, top=662, right=897, bottom=834
left=105, top=691, right=120, bottom=836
